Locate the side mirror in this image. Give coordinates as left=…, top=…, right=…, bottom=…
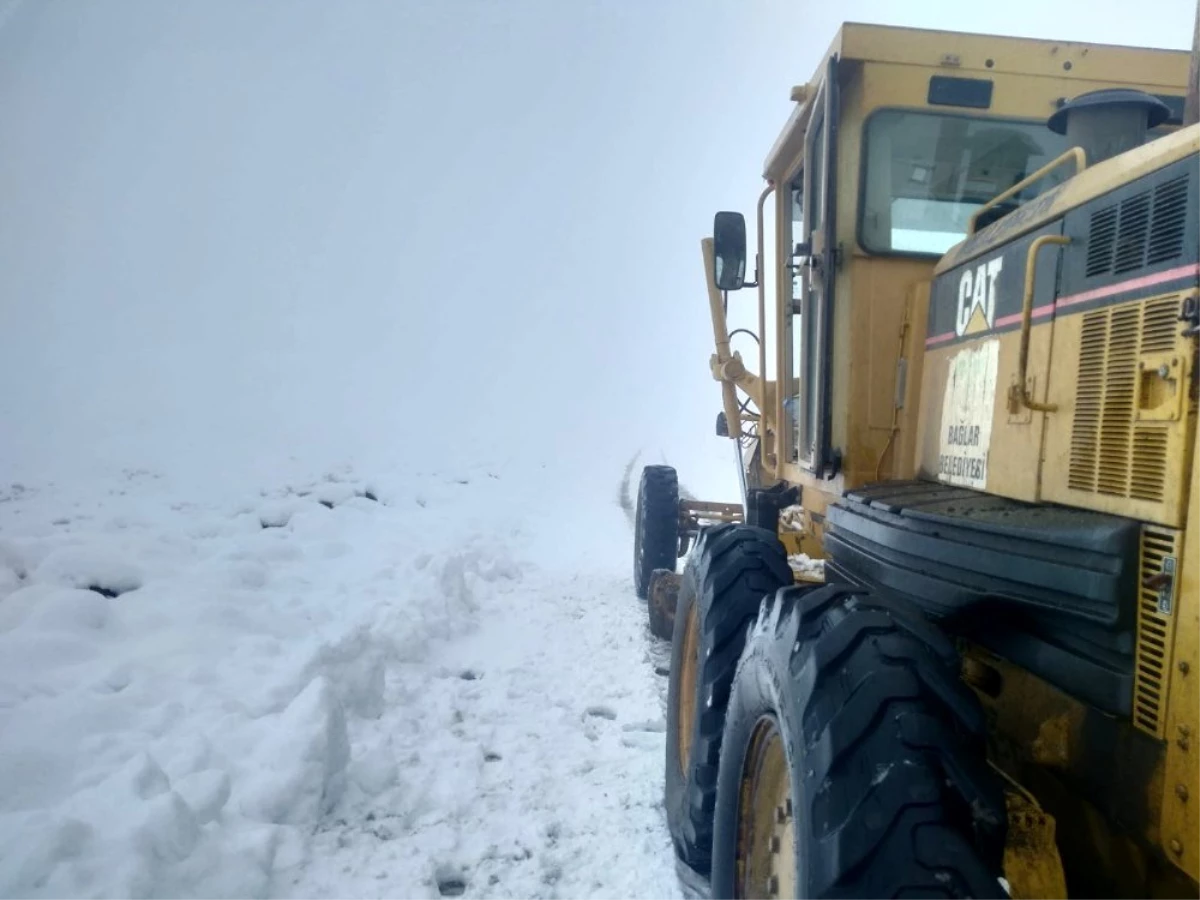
left=712, top=211, right=747, bottom=291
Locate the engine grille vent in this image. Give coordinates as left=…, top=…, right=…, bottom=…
left=1133, top=525, right=1180, bottom=737
left=1068, top=296, right=1182, bottom=501
left=1084, top=173, right=1189, bottom=278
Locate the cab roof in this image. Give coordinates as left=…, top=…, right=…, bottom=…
left=763, top=22, right=1191, bottom=181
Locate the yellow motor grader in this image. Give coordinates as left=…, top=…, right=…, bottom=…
left=632, top=18, right=1200, bottom=900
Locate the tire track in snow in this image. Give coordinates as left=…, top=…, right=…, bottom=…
left=282, top=568, right=680, bottom=900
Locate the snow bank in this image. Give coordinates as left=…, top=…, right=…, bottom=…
left=0, top=462, right=533, bottom=898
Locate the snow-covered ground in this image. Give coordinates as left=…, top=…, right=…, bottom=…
left=0, top=457, right=681, bottom=899
left=0, top=6, right=758, bottom=896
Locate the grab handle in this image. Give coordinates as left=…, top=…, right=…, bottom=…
left=1011, top=234, right=1071, bottom=414
left=969, top=148, right=1086, bottom=235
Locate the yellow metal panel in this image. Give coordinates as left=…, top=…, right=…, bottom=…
left=766, top=25, right=1191, bottom=181
left=916, top=328, right=1051, bottom=501
left=1160, top=428, right=1200, bottom=882
left=964, top=646, right=1180, bottom=896
left=826, top=71, right=1195, bottom=503
left=763, top=26, right=843, bottom=179
left=854, top=61, right=1183, bottom=127
left=762, top=46, right=1195, bottom=506
left=1041, top=291, right=1197, bottom=528
left=893, top=281, right=931, bottom=482
left=839, top=22, right=1189, bottom=85
left=742, top=17, right=1199, bottom=894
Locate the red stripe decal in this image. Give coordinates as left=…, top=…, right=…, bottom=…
left=994, top=303, right=1054, bottom=329
left=925, top=331, right=956, bottom=347
left=925, top=262, right=1199, bottom=348
left=1055, top=262, right=1200, bottom=309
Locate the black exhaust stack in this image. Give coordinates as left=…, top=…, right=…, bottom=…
left=1047, top=88, right=1173, bottom=164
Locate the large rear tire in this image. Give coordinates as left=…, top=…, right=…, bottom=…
left=634, top=465, right=679, bottom=599
left=664, top=523, right=793, bottom=878
left=711, top=583, right=1008, bottom=898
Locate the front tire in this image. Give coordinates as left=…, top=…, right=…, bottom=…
left=664, top=523, right=793, bottom=878
left=711, top=583, right=1007, bottom=898
left=634, top=465, right=679, bottom=599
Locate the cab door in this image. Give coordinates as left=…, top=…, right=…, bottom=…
left=793, top=54, right=840, bottom=476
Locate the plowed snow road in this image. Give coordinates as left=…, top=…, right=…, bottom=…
left=0, top=459, right=682, bottom=899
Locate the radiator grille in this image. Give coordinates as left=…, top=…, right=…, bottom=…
left=1085, top=172, right=1190, bottom=278
left=1133, top=526, right=1180, bottom=737
left=1147, top=175, right=1190, bottom=265
left=1114, top=194, right=1151, bottom=275
left=1086, top=206, right=1118, bottom=277
left=1142, top=293, right=1183, bottom=352
left=1068, top=296, right=1182, bottom=502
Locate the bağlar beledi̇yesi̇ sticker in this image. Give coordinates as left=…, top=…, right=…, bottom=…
left=937, top=340, right=999, bottom=489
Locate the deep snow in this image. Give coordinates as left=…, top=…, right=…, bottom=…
left=0, top=458, right=681, bottom=899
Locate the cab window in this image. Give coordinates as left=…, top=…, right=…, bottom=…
left=859, top=110, right=1069, bottom=255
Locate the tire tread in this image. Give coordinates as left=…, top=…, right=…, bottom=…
left=634, top=466, right=679, bottom=598
left=789, top=584, right=1005, bottom=898
left=664, top=522, right=792, bottom=874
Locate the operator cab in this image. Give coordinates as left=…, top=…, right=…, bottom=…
left=706, top=23, right=1191, bottom=549
left=714, top=91, right=1179, bottom=274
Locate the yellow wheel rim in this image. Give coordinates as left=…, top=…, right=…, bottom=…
left=736, top=716, right=796, bottom=899
left=677, top=602, right=699, bottom=773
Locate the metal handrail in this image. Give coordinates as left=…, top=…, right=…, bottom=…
left=1011, top=234, right=1071, bottom=413
left=968, top=147, right=1087, bottom=235
left=755, top=183, right=774, bottom=398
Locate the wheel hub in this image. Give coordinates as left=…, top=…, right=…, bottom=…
left=736, top=716, right=796, bottom=899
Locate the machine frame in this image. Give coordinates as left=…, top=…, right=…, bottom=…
left=642, top=20, right=1199, bottom=899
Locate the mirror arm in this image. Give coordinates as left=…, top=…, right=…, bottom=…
left=723, top=265, right=759, bottom=291
left=739, top=261, right=759, bottom=289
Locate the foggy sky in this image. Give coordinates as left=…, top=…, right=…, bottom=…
left=1, top=0, right=1194, bottom=500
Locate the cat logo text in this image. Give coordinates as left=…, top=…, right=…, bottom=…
left=955, top=256, right=1003, bottom=338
